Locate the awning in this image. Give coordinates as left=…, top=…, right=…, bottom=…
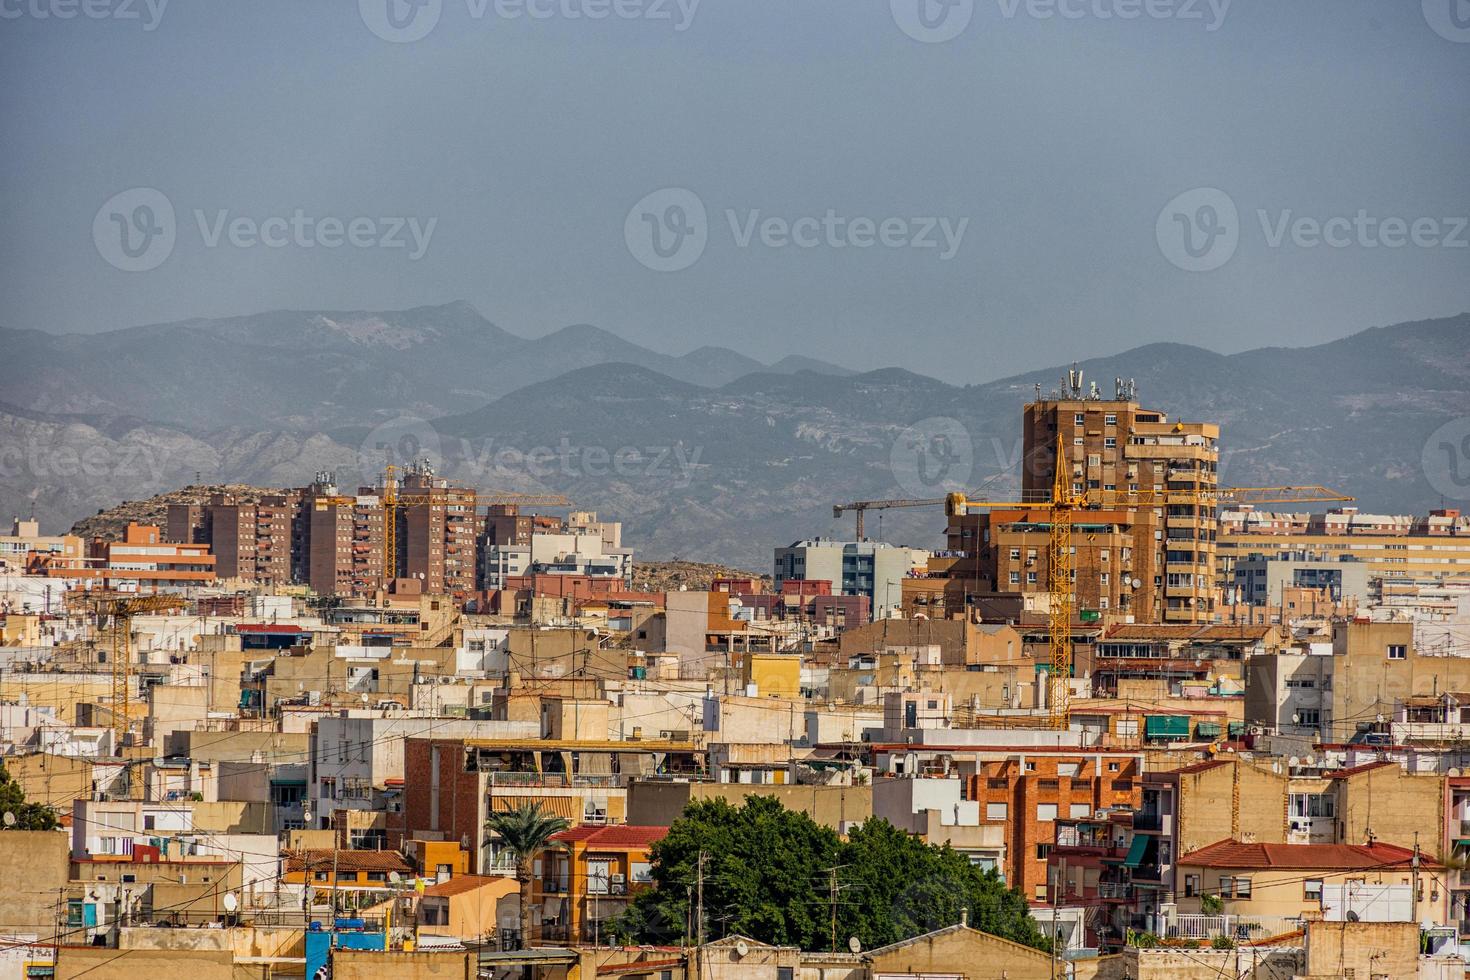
left=1123, top=834, right=1150, bottom=869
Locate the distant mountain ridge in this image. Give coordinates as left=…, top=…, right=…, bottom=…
left=3, top=306, right=1467, bottom=570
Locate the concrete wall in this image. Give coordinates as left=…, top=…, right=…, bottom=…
left=55, top=946, right=236, bottom=980
left=865, top=926, right=1053, bottom=980
left=1091, top=946, right=1300, bottom=980
left=627, top=781, right=871, bottom=831
left=331, top=949, right=473, bottom=979
left=1303, top=919, right=1421, bottom=979
left=0, top=830, right=69, bottom=934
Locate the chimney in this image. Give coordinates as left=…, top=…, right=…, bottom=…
left=960, top=907, right=968, bottom=928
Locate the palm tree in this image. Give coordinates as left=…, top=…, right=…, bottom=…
left=485, top=802, right=571, bottom=948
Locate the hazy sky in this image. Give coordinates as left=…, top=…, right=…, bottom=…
left=1, top=0, right=1466, bottom=383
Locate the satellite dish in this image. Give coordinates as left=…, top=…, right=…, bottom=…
left=848, top=937, right=861, bottom=954
left=1132, top=579, right=1142, bottom=589
left=1346, top=910, right=1360, bottom=922
left=222, top=893, right=238, bottom=913
left=2, top=812, right=15, bottom=827
left=734, top=941, right=750, bottom=958
left=1288, top=757, right=1300, bottom=768
left=389, top=871, right=402, bottom=884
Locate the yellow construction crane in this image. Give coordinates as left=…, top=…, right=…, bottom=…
left=381, top=464, right=572, bottom=584
left=945, top=433, right=1353, bottom=729
left=84, top=592, right=188, bottom=741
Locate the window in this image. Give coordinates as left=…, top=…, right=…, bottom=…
left=1070, top=803, right=1091, bottom=818
left=1108, top=762, right=1120, bottom=772
left=1074, top=413, right=1085, bottom=425
left=1235, top=877, right=1251, bottom=898
left=1025, top=761, right=1038, bottom=772
left=1036, top=843, right=1052, bottom=860
left=1027, top=572, right=1038, bottom=585
left=1296, top=709, right=1320, bottom=727
left=1184, top=874, right=1199, bottom=897
left=986, top=802, right=1008, bottom=821
left=1304, top=879, right=1323, bottom=902
left=588, top=859, right=612, bottom=895
left=1387, top=644, right=1407, bottom=660
left=778, top=969, right=794, bottom=980
left=1009, top=572, right=1020, bottom=585
left=1104, top=437, right=1117, bottom=449
left=1009, top=548, right=1020, bottom=560
left=1104, top=413, right=1117, bottom=426
left=1037, top=803, right=1058, bottom=821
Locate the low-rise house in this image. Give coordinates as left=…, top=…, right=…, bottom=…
left=536, top=824, right=666, bottom=943
left=1174, top=840, right=1445, bottom=933
left=416, top=874, right=519, bottom=946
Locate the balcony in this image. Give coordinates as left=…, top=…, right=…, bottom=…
left=1131, top=864, right=1164, bottom=883
left=1133, top=811, right=1165, bottom=832
left=1097, top=882, right=1133, bottom=900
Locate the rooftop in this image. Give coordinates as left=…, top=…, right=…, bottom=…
left=1178, top=839, right=1435, bottom=871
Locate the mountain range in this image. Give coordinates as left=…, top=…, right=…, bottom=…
left=3, top=304, right=1466, bottom=571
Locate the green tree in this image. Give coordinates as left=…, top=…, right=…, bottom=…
left=620, top=795, right=841, bottom=948
left=618, top=795, right=1046, bottom=952
left=484, top=802, right=569, bottom=947
left=836, top=817, right=1046, bottom=950
left=0, top=761, right=58, bottom=831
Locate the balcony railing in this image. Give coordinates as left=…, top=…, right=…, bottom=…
left=1133, top=811, right=1163, bottom=832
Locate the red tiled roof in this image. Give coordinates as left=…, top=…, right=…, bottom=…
left=420, top=874, right=518, bottom=898
left=286, top=849, right=413, bottom=873
left=551, top=825, right=669, bottom=848
left=234, top=623, right=307, bottom=633
left=1179, top=839, right=1436, bottom=871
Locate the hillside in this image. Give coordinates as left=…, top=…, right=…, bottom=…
left=5, top=308, right=1468, bottom=570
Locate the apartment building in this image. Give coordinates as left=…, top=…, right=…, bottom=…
left=1219, top=506, right=1470, bottom=587
left=396, top=462, right=477, bottom=595
left=306, top=484, right=386, bottom=596
left=535, top=824, right=666, bottom=943
left=944, top=386, right=1220, bottom=625
left=773, top=539, right=928, bottom=620
left=31, top=522, right=215, bottom=590
left=0, top=517, right=82, bottom=572
left=482, top=526, right=632, bottom=591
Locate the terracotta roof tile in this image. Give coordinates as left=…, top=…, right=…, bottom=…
left=1178, top=839, right=1435, bottom=870
left=550, top=825, right=669, bottom=848
left=286, top=849, right=413, bottom=873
